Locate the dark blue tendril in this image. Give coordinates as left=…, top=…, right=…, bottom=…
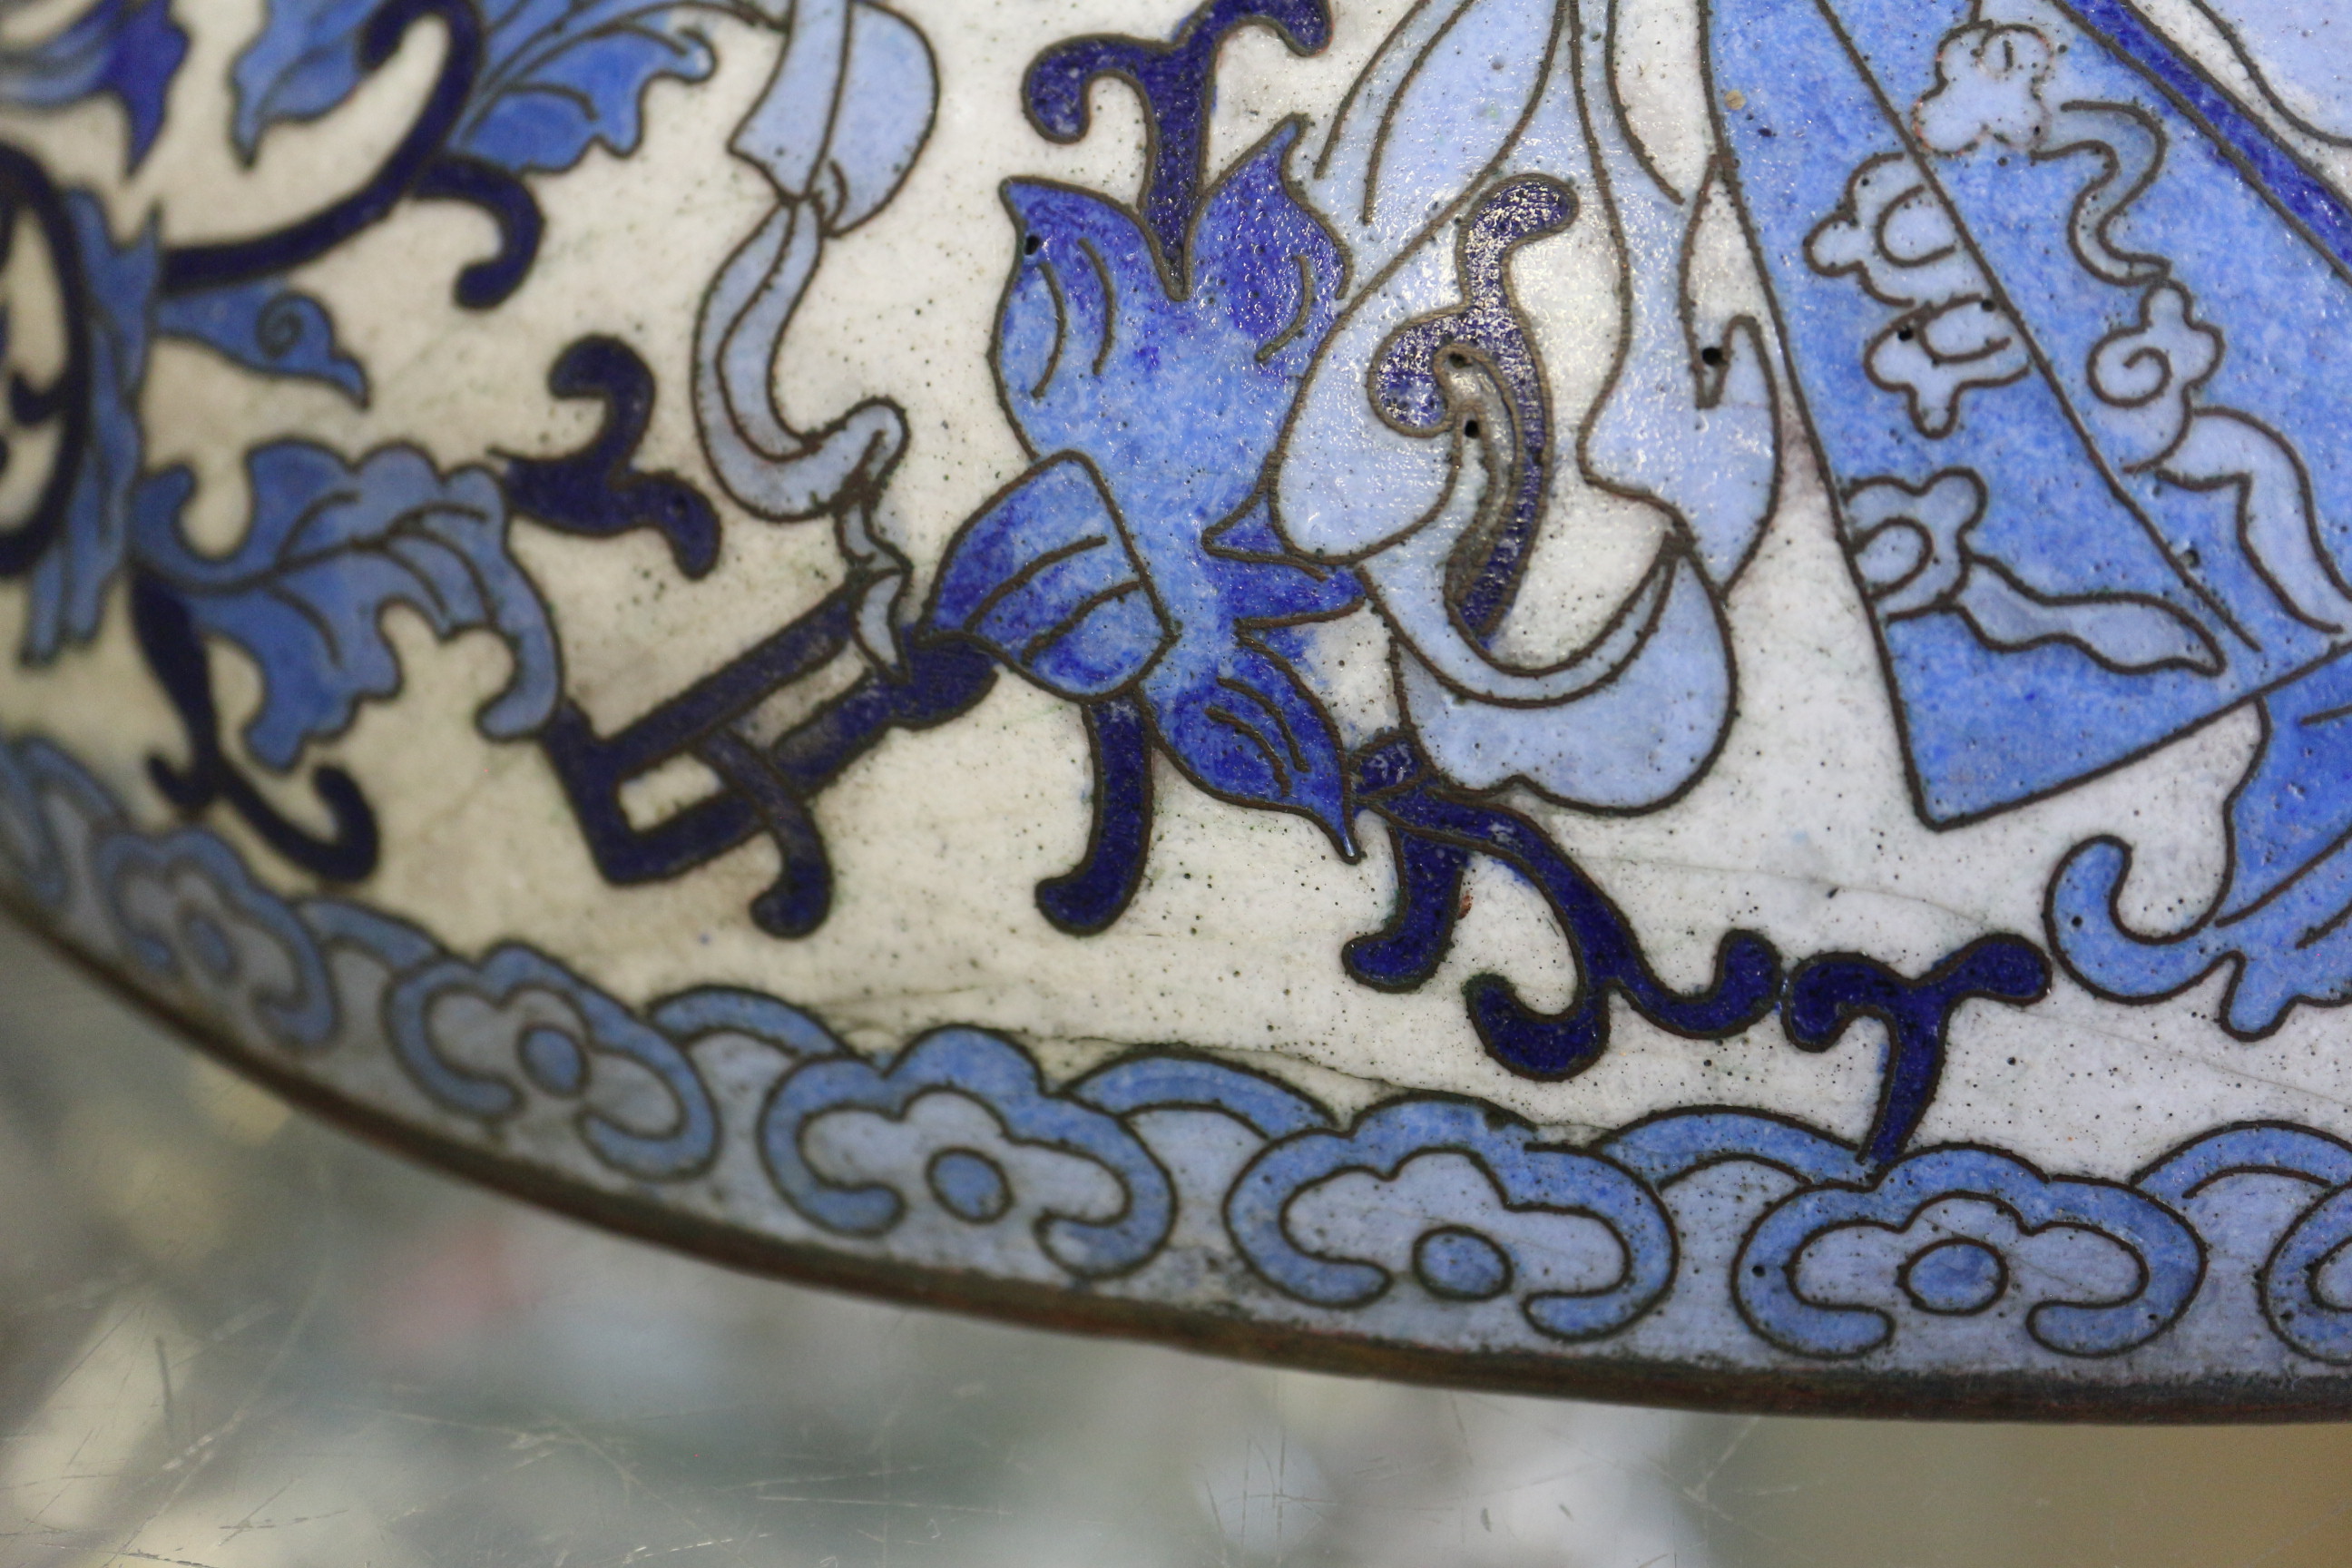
left=1039, top=694, right=1154, bottom=934
left=1370, top=175, right=1576, bottom=639
left=1024, top=0, right=1331, bottom=270
left=407, top=152, right=542, bottom=309
left=1785, top=937, right=2053, bottom=1168
left=1351, top=734, right=1782, bottom=1080
left=1344, top=821, right=1473, bottom=991
left=1341, top=736, right=2050, bottom=1151
left=0, top=142, right=92, bottom=578
left=160, top=0, right=540, bottom=309
left=129, top=570, right=379, bottom=881
left=503, top=336, right=720, bottom=577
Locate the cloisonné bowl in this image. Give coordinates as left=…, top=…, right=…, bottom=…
left=5, top=0, right=2352, bottom=1416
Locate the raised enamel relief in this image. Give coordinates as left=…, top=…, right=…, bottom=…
left=7, top=0, right=2352, bottom=1416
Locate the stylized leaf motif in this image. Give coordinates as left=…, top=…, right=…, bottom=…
left=0, top=0, right=188, bottom=170
left=154, top=279, right=368, bottom=402
left=1023, top=0, right=1330, bottom=265
left=456, top=0, right=720, bottom=173
left=127, top=441, right=558, bottom=770
left=960, top=122, right=1365, bottom=848
left=1140, top=631, right=1349, bottom=844
left=229, top=0, right=378, bottom=160
left=233, top=0, right=723, bottom=172
left=931, top=456, right=1169, bottom=701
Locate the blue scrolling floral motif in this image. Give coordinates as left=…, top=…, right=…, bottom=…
left=125, top=441, right=561, bottom=882
left=132, top=444, right=559, bottom=772
left=221, top=0, right=747, bottom=306
left=19, top=0, right=2352, bottom=1364
left=0, top=0, right=2065, bottom=1169
left=235, top=0, right=722, bottom=173
left=919, top=0, right=2050, bottom=1131
left=152, top=280, right=368, bottom=402
left=0, top=0, right=781, bottom=888
left=0, top=0, right=954, bottom=903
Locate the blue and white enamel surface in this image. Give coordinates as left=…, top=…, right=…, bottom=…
left=7, top=0, right=2352, bottom=1408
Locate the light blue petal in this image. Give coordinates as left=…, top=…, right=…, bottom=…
left=129, top=441, right=558, bottom=769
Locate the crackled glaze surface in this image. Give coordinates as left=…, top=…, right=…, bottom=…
left=5, top=0, right=2352, bottom=1414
